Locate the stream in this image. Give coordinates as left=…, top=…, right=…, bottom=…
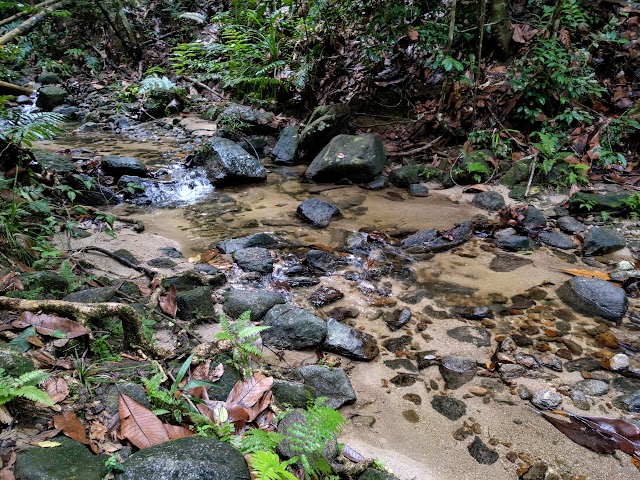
left=37, top=129, right=640, bottom=480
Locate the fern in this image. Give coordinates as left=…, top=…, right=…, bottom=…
left=0, top=111, right=65, bottom=148
left=177, top=12, right=207, bottom=23
left=0, top=368, right=53, bottom=406
left=138, top=75, right=176, bottom=94
left=215, top=311, right=270, bottom=376
left=236, top=428, right=284, bottom=454
left=249, top=451, right=298, bottom=480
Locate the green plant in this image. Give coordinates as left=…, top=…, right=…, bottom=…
left=90, top=335, right=121, bottom=362
left=248, top=451, right=298, bottom=480
left=104, top=454, right=125, bottom=475
left=215, top=311, right=270, bottom=377
left=0, top=110, right=65, bottom=148
left=0, top=368, right=53, bottom=406
left=623, top=192, right=640, bottom=219
left=235, top=428, right=284, bottom=454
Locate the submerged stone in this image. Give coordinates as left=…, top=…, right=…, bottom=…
left=297, top=198, right=341, bottom=228
left=191, top=137, right=268, bottom=186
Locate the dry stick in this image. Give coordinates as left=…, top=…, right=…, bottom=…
left=0, top=80, right=33, bottom=95
left=181, top=75, right=225, bottom=101
left=0, top=0, right=61, bottom=27
left=386, top=136, right=444, bottom=158
left=524, top=154, right=538, bottom=198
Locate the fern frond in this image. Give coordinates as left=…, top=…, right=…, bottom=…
left=177, top=12, right=207, bottom=23
left=14, top=386, right=54, bottom=406
left=138, top=75, right=176, bottom=94
left=249, top=450, right=298, bottom=480
left=13, top=369, right=50, bottom=387
left=239, top=428, right=284, bottom=454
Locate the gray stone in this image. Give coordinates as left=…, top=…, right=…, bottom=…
left=262, top=304, right=327, bottom=350
left=117, top=175, right=149, bottom=200
left=570, top=390, right=590, bottom=410
left=610, top=270, right=640, bottom=282
left=217, top=233, right=278, bottom=254
left=439, top=355, right=476, bottom=390
left=67, top=173, right=121, bottom=205
left=297, top=198, right=340, bottom=228
left=298, top=104, right=350, bottom=160
left=557, top=216, right=585, bottom=234
left=401, top=221, right=473, bottom=253
left=389, top=165, right=420, bottom=188
left=446, top=326, right=492, bottom=347
left=216, top=103, right=276, bottom=133
left=309, top=286, right=344, bottom=307
left=557, top=277, right=627, bottom=322
left=523, top=206, right=547, bottom=230
left=36, top=86, right=68, bottom=111
left=223, top=289, right=285, bottom=321
left=191, top=137, right=268, bottom=186
left=467, top=436, right=499, bottom=465
left=489, top=252, right=533, bottom=272
left=147, top=257, right=176, bottom=268
left=496, top=235, right=535, bottom=251
left=408, top=184, right=429, bottom=197
left=522, top=462, right=548, bottom=480
left=20, top=271, right=68, bottom=293
left=305, top=133, right=386, bottom=183
left=276, top=408, right=338, bottom=461
left=531, top=389, right=562, bottom=409
left=609, top=353, right=630, bottom=371
left=102, top=156, right=148, bottom=179
left=272, top=125, right=300, bottom=164
left=538, top=231, right=577, bottom=249
left=271, top=380, right=316, bottom=409
left=323, top=318, right=379, bottom=361
left=564, top=357, right=601, bottom=373
left=613, top=391, right=640, bottom=412
left=383, top=308, right=411, bottom=331
left=305, top=249, right=349, bottom=274
left=15, top=436, right=108, bottom=480
left=63, top=286, right=116, bottom=303
left=116, top=437, right=249, bottom=480
left=583, top=227, right=626, bottom=256
left=38, top=72, right=62, bottom=85
left=574, top=379, right=610, bottom=396
left=295, top=365, right=356, bottom=408
left=382, top=336, right=412, bottom=353
left=32, top=149, right=75, bottom=173
left=472, top=191, right=505, bottom=211
left=233, top=247, right=273, bottom=274
left=53, top=105, right=79, bottom=118
left=431, top=395, right=466, bottom=420
left=363, top=176, right=389, bottom=190
left=0, top=344, right=36, bottom=376
left=176, top=286, right=214, bottom=321
left=104, top=382, right=150, bottom=414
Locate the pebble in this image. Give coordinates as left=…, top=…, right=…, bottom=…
left=570, top=390, right=590, bottom=410
left=608, top=353, right=630, bottom=371
left=595, top=332, right=619, bottom=349
left=467, top=436, right=499, bottom=465
left=617, top=260, right=635, bottom=271
left=531, top=389, right=562, bottom=409
left=469, top=386, right=488, bottom=396
left=431, top=395, right=467, bottom=420
left=574, top=379, right=609, bottom=396
left=517, top=385, right=533, bottom=400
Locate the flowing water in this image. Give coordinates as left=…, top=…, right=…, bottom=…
left=37, top=131, right=639, bottom=480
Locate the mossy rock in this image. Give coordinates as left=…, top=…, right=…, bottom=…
left=569, top=192, right=632, bottom=213
left=32, top=149, right=76, bottom=173
left=501, top=158, right=532, bottom=187
left=0, top=343, right=36, bottom=376
left=205, top=353, right=242, bottom=401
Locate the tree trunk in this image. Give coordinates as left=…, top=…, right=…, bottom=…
left=489, top=0, right=514, bottom=58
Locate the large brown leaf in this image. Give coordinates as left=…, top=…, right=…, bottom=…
left=226, top=373, right=273, bottom=409
left=159, top=285, right=177, bottom=318
left=43, top=377, right=69, bottom=404
left=541, top=411, right=617, bottom=454
left=13, top=312, right=89, bottom=338
left=163, top=424, right=194, bottom=439
left=118, top=393, right=169, bottom=449
left=53, top=411, right=89, bottom=444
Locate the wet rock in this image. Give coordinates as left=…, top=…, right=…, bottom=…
left=305, top=133, right=386, bottom=183
left=358, top=468, right=399, bottom=480
left=431, top=395, right=467, bottom=420
left=191, top=137, right=268, bottom=186
left=297, top=198, right=340, bottom=228
left=538, top=231, right=577, bottom=249
left=570, top=390, right=590, bottom=410
left=363, top=176, right=389, bottom=190
left=36, top=86, right=68, bottom=111
left=116, top=437, right=249, bottom=480
left=309, top=286, right=344, bottom=308
left=522, top=462, right=548, bottom=480
left=277, top=408, right=339, bottom=461
left=305, top=249, right=349, bottom=274
left=262, top=304, right=327, bottom=349
left=416, top=352, right=438, bottom=370
left=472, top=191, right=505, bottom=211
left=489, top=252, right=533, bottom=272
left=67, top=173, right=121, bottom=205
left=439, top=355, right=477, bottom=390
left=384, top=308, right=411, bottom=331
left=382, top=335, right=412, bottom=353
left=33, top=149, right=75, bottom=173
left=323, top=318, right=378, bottom=360
left=176, top=286, right=214, bottom=321
left=63, top=286, right=116, bottom=303
left=389, top=165, right=420, bottom=188
left=564, top=357, right=601, bottom=373
left=557, top=216, right=585, bottom=234
left=583, top=227, right=626, bottom=256
left=574, top=379, right=609, bottom=396
left=15, top=436, right=109, bottom=480
left=451, top=306, right=493, bottom=320
left=217, top=233, right=278, bottom=254
left=557, top=277, right=627, bottom=323
left=390, top=373, right=417, bottom=387
left=102, top=155, right=148, bottom=179
left=216, top=103, right=275, bottom=133
left=232, top=247, right=273, bottom=274
left=468, top=436, right=499, bottom=465
left=39, top=71, right=62, bottom=84
left=117, top=175, right=149, bottom=201
left=446, top=326, right=492, bottom=347
left=408, top=183, right=429, bottom=197
left=297, top=104, right=350, bottom=160
left=401, top=221, right=473, bottom=253
left=613, top=391, right=640, bottom=412
left=531, top=389, right=562, bottom=409
left=496, top=235, right=535, bottom=251
left=295, top=365, right=356, bottom=408
left=272, top=125, right=300, bottom=164
left=223, top=289, right=285, bottom=321
left=271, top=380, right=316, bottom=409
left=0, top=343, right=35, bottom=376
left=327, top=306, right=359, bottom=321
left=147, top=257, right=176, bottom=268
left=523, top=206, right=547, bottom=230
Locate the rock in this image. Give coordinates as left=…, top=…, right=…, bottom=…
left=36, top=86, right=68, bottom=111
left=446, top=326, right=492, bottom=347
left=531, top=389, right=562, bottom=409
left=564, top=357, right=601, bottom=373
left=523, top=206, right=547, bottom=230
left=216, top=103, right=275, bottom=133
left=305, top=249, right=350, bottom=274
left=0, top=343, right=35, bottom=376
left=271, top=380, right=316, bottom=409
left=297, top=198, right=340, bottom=228
left=472, top=191, right=505, bottom=211
left=382, top=336, right=412, bottom=353
left=262, top=304, right=327, bottom=349
left=32, top=149, right=75, bottom=173
left=610, top=270, right=640, bottom=282
left=358, top=468, right=399, bottom=480
left=439, top=355, right=477, bottom=389
left=305, top=133, right=386, bottom=183
left=408, top=184, right=429, bottom=197
left=557, top=216, right=585, bottom=234
left=223, top=289, right=285, bottom=321
left=276, top=408, right=338, bottom=460
left=67, top=173, right=120, bottom=205
left=496, top=235, right=535, bottom=251
left=15, top=436, right=108, bottom=480
left=468, top=436, right=499, bottom=465
left=176, top=286, right=214, bottom=321
left=298, top=104, right=350, bottom=160
left=309, top=286, right=344, bottom=307
left=489, top=252, right=533, bottom=272
left=20, top=271, right=68, bottom=293
left=617, top=260, right=635, bottom=271
left=522, top=462, right=549, bottom=480
left=538, top=231, right=577, bottom=249
left=206, top=353, right=242, bottom=400
left=102, top=156, right=148, bottom=179
left=117, top=175, right=149, bottom=200
left=272, top=125, right=300, bottom=164
left=608, top=353, right=630, bottom=371
left=63, top=286, right=116, bottom=303
left=385, top=359, right=417, bottom=372
left=613, top=391, right=640, bottom=412
left=431, top=395, right=467, bottom=420
left=383, top=308, right=411, bottom=331
left=295, top=365, right=356, bottom=408
left=232, top=247, right=273, bottom=274
left=569, top=192, right=630, bottom=213
left=557, top=277, right=627, bottom=323
left=517, top=385, right=533, bottom=400
left=389, top=165, right=420, bottom=188
left=38, top=72, right=62, bottom=85
left=191, top=137, right=268, bottom=186
left=116, top=437, right=249, bottom=480
left=451, top=306, right=493, bottom=320
left=363, top=176, right=389, bottom=190
left=574, top=379, right=609, bottom=396
left=217, top=233, right=278, bottom=254
left=583, top=227, right=626, bottom=256
left=322, top=318, right=379, bottom=360
left=104, top=382, right=150, bottom=414
left=401, top=221, right=473, bottom=253
left=570, top=390, right=590, bottom=410
left=147, top=257, right=176, bottom=268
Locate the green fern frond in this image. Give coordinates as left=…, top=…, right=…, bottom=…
left=14, top=386, right=54, bottom=405
left=0, top=368, right=52, bottom=406
left=138, top=75, right=176, bottom=94
left=238, top=428, right=284, bottom=454
left=248, top=450, right=298, bottom=480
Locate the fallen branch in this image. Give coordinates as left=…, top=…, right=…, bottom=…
left=73, top=246, right=158, bottom=278
left=386, top=136, right=444, bottom=158
left=0, top=296, right=168, bottom=357
left=0, top=1, right=66, bottom=46
left=0, top=0, right=62, bottom=28
left=0, top=80, right=33, bottom=96
left=181, top=75, right=225, bottom=101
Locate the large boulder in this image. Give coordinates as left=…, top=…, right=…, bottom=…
left=272, top=125, right=300, bottom=164
left=322, top=318, right=379, bottom=360
left=223, top=289, right=285, bottom=321
left=36, top=86, right=68, bottom=111
left=583, top=227, right=626, bottom=256
left=295, top=365, right=357, bottom=408
left=216, top=103, right=276, bottom=134
left=217, top=233, right=278, bottom=254
left=297, top=198, right=341, bottom=228
left=262, top=304, right=327, bottom=350
left=102, top=156, right=148, bottom=179
left=33, top=149, right=75, bottom=173
left=558, top=277, right=627, bottom=323
left=305, top=133, right=386, bottom=183
left=401, top=221, right=473, bottom=253
left=190, top=137, right=268, bottom=186
left=298, top=104, right=350, bottom=160
left=116, top=437, right=250, bottom=480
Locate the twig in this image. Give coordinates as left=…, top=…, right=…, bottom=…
left=387, top=136, right=444, bottom=158
left=72, top=246, right=158, bottom=278
left=181, top=75, right=225, bottom=101
left=524, top=154, right=538, bottom=197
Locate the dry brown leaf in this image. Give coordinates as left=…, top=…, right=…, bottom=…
left=43, top=378, right=69, bottom=404
left=163, top=424, right=194, bottom=439
left=226, top=374, right=274, bottom=409
left=0, top=405, right=14, bottom=425
left=462, top=184, right=489, bottom=193
left=200, top=248, right=219, bottom=263
left=159, top=285, right=178, bottom=318
left=407, top=27, right=419, bottom=41
left=13, top=312, right=89, bottom=338
left=246, top=391, right=272, bottom=423
left=53, top=411, right=89, bottom=444
left=561, top=269, right=610, bottom=281
left=131, top=279, right=153, bottom=296
left=89, top=421, right=108, bottom=443
left=118, top=393, right=169, bottom=449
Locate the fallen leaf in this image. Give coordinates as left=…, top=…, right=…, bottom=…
left=560, top=269, right=610, bottom=281
left=13, top=312, right=89, bottom=338
left=0, top=405, right=13, bottom=424
left=159, top=285, right=177, bottom=318
left=226, top=373, right=274, bottom=409
left=53, top=411, right=89, bottom=444
left=43, top=378, right=69, bottom=404
left=118, top=393, right=169, bottom=449
left=462, top=184, right=489, bottom=193
left=163, top=424, right=194, bottom=439
left=407, top=27, right=419, bottom=41
left=37, top=441, right=61, bottom=448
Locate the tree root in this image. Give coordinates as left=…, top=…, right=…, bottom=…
left=73, top=246, right=158, bottom=278
left=0, top=296, right=170, bottom=358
